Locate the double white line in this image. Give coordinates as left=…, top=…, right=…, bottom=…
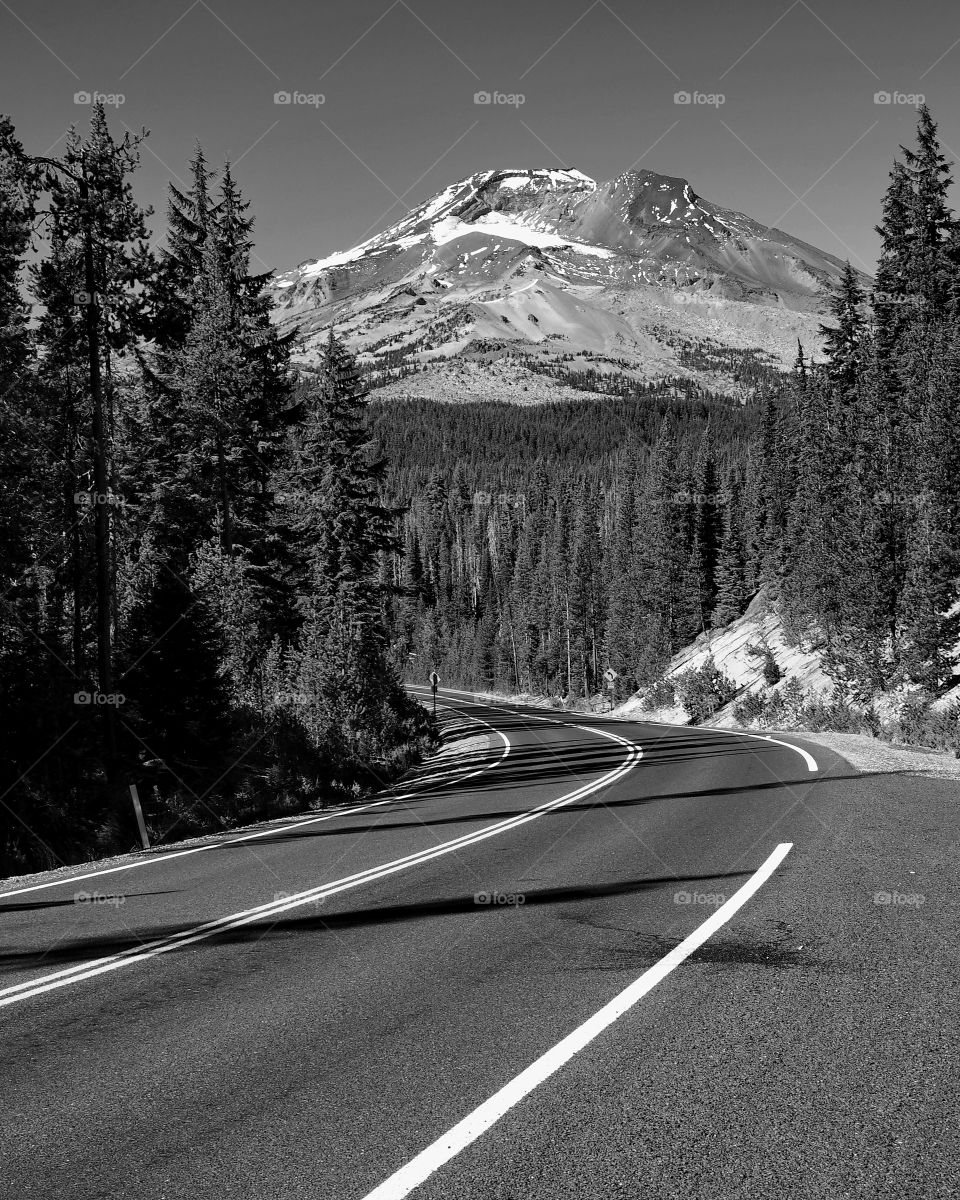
left=0, top=723, right=641, bottom=1009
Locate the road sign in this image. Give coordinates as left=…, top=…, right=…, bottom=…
left=603, top=668, right=618, bottom=685
left=429, top=671, right=440, bottom=688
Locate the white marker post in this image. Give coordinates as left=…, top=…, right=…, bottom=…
left=129, top=784, right=150, bottom=850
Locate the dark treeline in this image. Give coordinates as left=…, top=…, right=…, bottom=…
left=770, top=105, right=960, bottom=701
left=0, top=107, right=429, bottom=875
left=376, top=393, right=763, bottom=701
left=385, top=106, right=960, bottom=711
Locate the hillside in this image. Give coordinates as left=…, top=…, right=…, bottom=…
left=613, top=592, right=833, bottom=726
left=615, top=592, right=960, bottom=750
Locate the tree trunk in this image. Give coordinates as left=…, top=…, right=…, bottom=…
left=81, top=163, right=117, bottom=778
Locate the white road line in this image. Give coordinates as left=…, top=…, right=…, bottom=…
left=756, top=734, right=818, bottom=772
left=0, top=702, right=508, bottom=902
left=0, top=801, right=394, bottom=901
left=428, top=690, right=819, bottom=774
left=361, top=841, right=794, bottom=1200
left=390, top=701, right=510, bottom=798
left=0, top=724, right=640, bottom=1009
left=637, top=718, right=819, bottom=773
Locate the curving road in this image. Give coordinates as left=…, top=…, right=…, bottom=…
left=1, top=690, right=957, bottom=1199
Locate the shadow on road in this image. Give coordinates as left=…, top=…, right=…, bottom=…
left=0, top=869, right=752, bottom=975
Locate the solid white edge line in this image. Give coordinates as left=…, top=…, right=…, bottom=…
left=432, top=696, right=816, bottom=777
left=758, top=734, right=819, bottom=773
left=0, top=800, right=394, bottom=902
left=361, top=841, right=794, bottom=1200
left=390, top=701, right=510, bottom=799
left=0, top=721, right=639, bottom=1008
left=0, top=702, right=509, bottom=902
left=637, top=718, right=819, bottom=773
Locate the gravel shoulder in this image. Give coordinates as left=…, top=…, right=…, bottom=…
left=775, top=730, right=960, bottom=784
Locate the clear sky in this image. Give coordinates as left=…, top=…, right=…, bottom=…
left=4, top=0, right=960, bottom=275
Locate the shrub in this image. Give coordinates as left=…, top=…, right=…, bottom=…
left=761, top=647, right=782, bottom=687
left=795, top=697, right=868, bottom=734
left=779, top=677, right=806, bottom=723
left=746, top=640, right=782, bottom=686
left=641, top=677, right=676, bottom=711
left=733, top=690, right=766, bottom=725
left=887, top=698, right=960, bottom=753
left=674, top=657, right=737, bottom=723
left=723, top=679, right=959, bottom=746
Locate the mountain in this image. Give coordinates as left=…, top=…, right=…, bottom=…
left=270, top=167, right=870, bottom=401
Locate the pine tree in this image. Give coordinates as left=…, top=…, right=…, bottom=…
left=34, top=104, right=151, bottom=796
left=605, top=467, right=643, bottom=693
left=680, top=435, right=721, bottom=637
left=634, top=423, right=687, bottom=678
left=819, top=261, right=866, bottom=402
left=901, top=105, right=955, bottom=315
left=898, top=322, right=960, bottom=685
left=873, top=159, right=914, bottom=357
left=568, top=483, right=602, bottom=697
left=712, top=475, right=748, bottom=628
left=286, top=333, right=409, bottom=755
left=144, top=142, right=217, bottom=349
left=118, top=567, right=235, bottom=810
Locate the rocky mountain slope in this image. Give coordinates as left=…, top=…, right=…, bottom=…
left=270, top=167, right=871, bottom=400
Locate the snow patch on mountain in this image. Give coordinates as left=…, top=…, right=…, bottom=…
left=430, top=213, right=614, bottom=257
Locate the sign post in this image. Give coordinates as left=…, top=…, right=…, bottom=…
left=429, top=671, right=440, bottom=715
left=129, top=783, right=150, bottom=850
left=603, top=667, right=618, bottom=712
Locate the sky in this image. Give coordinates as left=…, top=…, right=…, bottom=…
left=3, top=0, right=960, bottom=276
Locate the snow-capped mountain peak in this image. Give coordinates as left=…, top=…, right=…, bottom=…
left=270, top=164, right=870, bottom=401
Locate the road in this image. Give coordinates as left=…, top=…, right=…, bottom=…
left=1, top=689, right=958, bottom=1199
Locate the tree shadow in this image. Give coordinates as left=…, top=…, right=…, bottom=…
left=0, top=869, right=751, bottom=975
left=0, top=890, right=178, bottom=914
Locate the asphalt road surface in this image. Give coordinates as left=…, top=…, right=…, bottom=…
left=1, top=689, right=957, bottom=1199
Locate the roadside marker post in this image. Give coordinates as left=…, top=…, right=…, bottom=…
left=129, top=784, right=150, bottom=850
left=603, top=667, right=618, bottom=712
